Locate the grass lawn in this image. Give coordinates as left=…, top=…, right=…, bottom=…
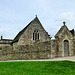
left=0, top=61, right=75, bottom=75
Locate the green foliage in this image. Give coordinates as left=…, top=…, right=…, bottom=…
left=0, top=61, right=75, bottom=75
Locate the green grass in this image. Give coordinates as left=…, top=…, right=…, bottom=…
left=0, top=61, right=75, bottom=75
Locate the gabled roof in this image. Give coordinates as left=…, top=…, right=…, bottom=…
left=70, top=29, right=75, bottom=35
left=55, top=22, right=73, bottom=38
left=12, top=16, right=46, bottom=43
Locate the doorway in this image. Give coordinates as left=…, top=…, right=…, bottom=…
left=64, top=40, right=69, bottom=56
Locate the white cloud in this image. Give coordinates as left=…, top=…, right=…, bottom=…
left=0, top=23, right=25, bottom=39
left=48, top=12, right=75, bottom=38
left=57, top=12, right=75, bottom=22
left=56, top=12, right=75, bottom=29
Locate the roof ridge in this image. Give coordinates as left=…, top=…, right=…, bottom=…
left=55, top=22, right=71, bottom=37
left=12, top=16, right=41, bottom=43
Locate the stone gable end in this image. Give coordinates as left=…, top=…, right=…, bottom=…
left=18, top=17, right=50, bottom=45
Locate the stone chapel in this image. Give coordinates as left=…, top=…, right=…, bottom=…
left=0, top=16, right=75, bottom=61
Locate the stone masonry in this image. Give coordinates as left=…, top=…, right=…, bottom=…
left=0, top=16, right=75, bottom=61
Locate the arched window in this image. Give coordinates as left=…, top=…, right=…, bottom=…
left=33, top=30, right=39, bottom=41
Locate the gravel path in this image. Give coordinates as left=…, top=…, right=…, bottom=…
left=0, top=56, right=75, bottom=62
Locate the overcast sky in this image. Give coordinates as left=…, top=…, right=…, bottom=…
left=0, top=0, right=75, bottom=39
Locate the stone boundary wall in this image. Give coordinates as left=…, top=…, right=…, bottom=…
left=0, top=41, right=51, bottom=61
left=51, top=40, right=57, bottom=58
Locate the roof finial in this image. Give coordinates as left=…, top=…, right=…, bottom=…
left=35, top=15, right=37, bottom=17
left=63, top=21, right=66, bottom=25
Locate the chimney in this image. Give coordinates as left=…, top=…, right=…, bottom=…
left=1, top=36, right=3, bottom=40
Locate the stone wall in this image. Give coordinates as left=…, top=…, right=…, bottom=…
left=0, top=46, right=13, bottom=61
left=0, top=41, right=51, bottom=61
left=73, top=35, right=75, bottom=54
left=0, top=44, right=11, bottom=47
left=55, top=33, right=74, bottom=57
left=51, top=40, right=57, bottom=58
left=0, top=39, right=12, bottom=47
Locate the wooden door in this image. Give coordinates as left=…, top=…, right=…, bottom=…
left=64, top=40, right=69, bottom=56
